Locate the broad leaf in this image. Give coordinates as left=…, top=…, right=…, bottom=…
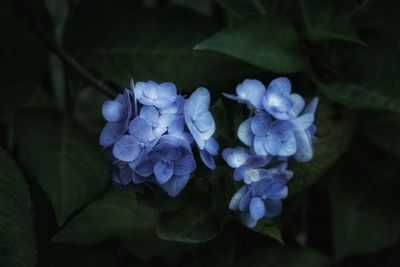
left=299, top=0, right=365, bottom=45
left=252, top=223, right=283, bottom=244
left=195, top=15, right=307, bottom=73
left=14, top=108, right=108, bottom=224
left=330, top=158, right=400, bottom=260
left=316, top=32, right=400, bottom=113
left=0, top=148, right=36, bottom=267
left=64, top=0, right=260, bottom=91
left=54, top=190, right=182, bottom=257
left=288, top=99, right=354, bottom=194
left=0, top=0, right=47, bottom=121
left=236, top=245, right=331, bottom=267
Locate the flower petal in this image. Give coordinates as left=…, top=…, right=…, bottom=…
left=154, top=160, right=174, bottom=184
left=264, top=135, right=281, bottom=155
left=112, top=135, right=140, bottom=162
left=288, top=93, right=305, bottom=118
left=140, top=105, right=159, bottom=125
left=303, top=97, right=319, bottom=114
left=135, top=160, right=155, bottom=177
left=250, top=197, right=266, bottom=220
left=270, top=120, right=294, bottom=140
left=238, top=118, right=254, bottom=146
left=278, top=134, right=297, bottom=157
left=194, top=111, right=214, bottom=133
left=292, top=113, right=314, bottom=131
left=229, top=185, right=248, bottom=210
left=99, top=122, right=126, bottom=147
left=205, top=137, right=219, bottom=155
left=241, top=79, right=266, bottom=109
left=264, top=199, right=283, bottom=218
left=294, top=130, right=313, bottom=162
left=250, top=114, right=271, bottom=136
left=129, top=117, right=152, bottom=143
left=267, top=77, right=292, bottom=95
left=199, top=149, right=216, bottom=169
left=102, top=100, right=123, bottom=122
left=159, top=174, right=191, bottom=197
left=174, top=152, right=196, bottom=175
left=254, top=136, right=268, bottom=156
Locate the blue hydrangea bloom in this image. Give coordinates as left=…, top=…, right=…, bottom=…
left=229, top=163, right=292, bottom=227
left=100, top=79, right=219, bottom=197
left=99, top=89, right=132, bottom=147
left=224, top=77, right=318, bottom=227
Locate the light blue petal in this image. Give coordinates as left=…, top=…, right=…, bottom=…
left=303, top=97, right=319, bottom=114
left=271, top=120, right=294, bottom=140
left=241, top=79, right=266, bottom=109
left=229, top=186, right=248, bottom=210
left=194, top=111, right=214, bottom=132
left=278, top=134, right=297, bottom=157
left=222, top=92, right=241, bottom=102
left=267, top=77, right=291, bottom=95
left=294, top=130, right=313, bottom=162
left=250, top=113, right=271, bottom=136
left=241, top=212, right=258, bottom=228
left=140, top=105, right=159, bottom=125
left=250, top=197, right=266, bottom=220
left=135, top=160, right=155, bottom=177
left=159, top=174, right=190, bottom=197
left=184, top=87, right=210, bottom=118
left=102, top=100, right=123, bottom=122
left=158, top=82, right=177, bottom=105
left=128, top=117, right=152, bottom=143
left=112, top=135, right=140, bottom=162
left=288, top=93, right=305, bottom=118
left=168, top=116, right=185, bottom=135
left=292, top=113, right=314, bottom=131
left=205, top=137, right=219, bottom=155
left=238, top=118, right=254, bottom=146
left=264, top=135, right=281, bottom=155
left=154, top=160, right=174, bottom=184
left=99, top=122, right=126, bottom=147
left=254, top=136, right=268, bottom=156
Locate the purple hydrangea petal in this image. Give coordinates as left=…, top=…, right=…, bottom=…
left=303, top=97, right=319, bottom=114
left=194, top=111, right=214, bottom=133
left=270, top=120, right=294, bottom=140
left=292, top=113, right=314, bottom=131
left=267, top=77, right=292, bottom=95
left=112, top=167, right=132, bottom=186
left=135, top=160, right=155, bottom=177
left=288, top=93, right=305, bottom=118
left=199, top=149, right=216, bottom=169
left=154, top=160, right=174, bottom=184
left=250, top=197, right=266, bottom=220
left=102, top=100, right=123, bottom=122
left=140, top=106, right=159, bottom=125
left=254, top=136, right=268, bottom=156
left=294, top=130, right=313, bottom=162
left=205, top=137, right=219, bottom=155
left=158, top=82, right=177, bottom=107
left=112, top=135, right=141, bottom=162
left=132, top=172, right=147, bottom=184
left=159, top=174, right=190, bottom=197
left=264, top=199, right=283, bottom=218
left=240, top=79, right=267, bottom=109
left=264, top=135, right=282, bottom=156
left=241, top=212, right=258, bottom=228
left=223, top=147, right=250, bottom=168
left=99, top=122, right=126, bottom=147
left=174, top=152, right=196, bottom=175
left=239, top=190, right=252, bottom=212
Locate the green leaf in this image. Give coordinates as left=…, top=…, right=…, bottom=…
left=358, top=112, right=400, bottom=157
left=316, top=32, right=400, bottom=113
left=299, top=0, right=366, bottom=45
left=195, top=15, right=307, bottom=73
left=64, top=1, right=260, bottom=91
left=54, top=190, right=181, bottom=257
left=0, top=0, right=47, bottom=121
left=236, top=245, right=331, bottom=267
left=252, top=223, right=283, bottom=244
left=214, top=0, right=260, bottom=19
left=330, top=158, right=400, bottom=260
left=171, top=0, right=213, bottom=15
left=0, top=148, right=36, bottom=267
left=157, top=200, right=226, bottom=244
left=14, top=108, right=108, bottom=224
left=288, top=99, right=354, bottom=194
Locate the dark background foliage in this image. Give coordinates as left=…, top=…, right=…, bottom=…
left=1, top=0, right=399, bottom=266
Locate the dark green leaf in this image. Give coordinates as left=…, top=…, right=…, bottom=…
left=288, top=99, right=354, bottom=194
left=0, top=0, right=47, bottom=121
left=358, top=111, right=400, bottom=157
left=252, top=223, right=283, bottom=244
left=236, top=245, right=331, bottom=267
left=299, top=0, right=366, bottom=45
left=64, top=1, right=259, bottom=91
left=14, top=108, right=108, bottom=224
left=195, top=15, right=307, bottom=73
left=316, top=32, right=400, bottom=113
left=330, top=158, right=400, bottom=260
left=171, top=0, right=213, bottom=15
left=214, top=0, right=260, bottom=19
left=0, top=148, right=36, bottom=267
left=54, top=190, right=182, bottom=257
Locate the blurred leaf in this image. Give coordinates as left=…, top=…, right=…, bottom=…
left=171, top=0, right=213, bottom=15
left=195, top=15, right=307, bottom=73
left=157, top=199, right=226, bottom=244
left=289, top=99, right=354, bottom=194
left=14, top=108, right=108, bottom=224
left=358, top=112, right=400, bottom=157
left=0, top=148, right=36, bottom=267
left=236, top=245, right=331, bottom=267
left=64, top=1, right=259, bottom=91
left=0, top=0, right=47, bottom=121
left=330, top=158, right=400, bottom=260
left=214, top=0, right=260, bottom=19
left=316, top=32, right=400, bottom=113
left=53, top=190, right=182, bottom=257
left=299, top=0, right=365, bottom=45
left=252, top=223, right=283, bottom=244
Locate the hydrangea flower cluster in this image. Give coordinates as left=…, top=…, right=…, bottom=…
left=223, top=77, right=318, bottom=227
left=99, top=80, right=218, bottom=197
